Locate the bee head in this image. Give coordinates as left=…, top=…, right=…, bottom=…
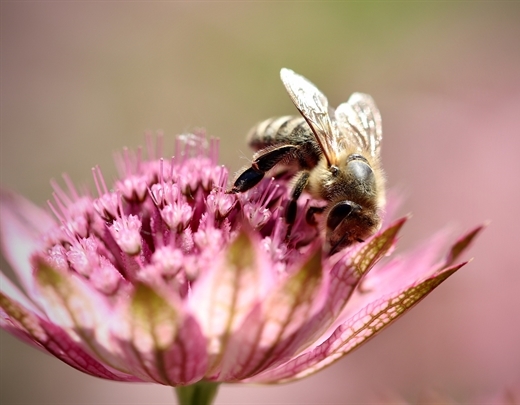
left=320, top=154, right=377, bottom=203
left=324, top=200, right=380, bottom=255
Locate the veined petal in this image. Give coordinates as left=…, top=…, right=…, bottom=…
left=348, top=217, right=407, bottom=279
left=0, top=286, right=47, bottom=350
left=328, top=218, right=406, bottom=319
left=247, top=262, right=466, bottom=383
left=0, top=271, right=44, bottom=318
left=0, top=271, right=47, bottom=350
left=443, top=225, right=484, bottom=268
left=189, top=231, right=275, bottom=376
left=271, top=217, right=408, bottom=359
left=365, top=229, right=451, bottom=292
left=113, top=283, right=208, bottom=385
left=219, top=246, right=324, bottom=380
left=34, top=257, right=110, bottom=331
left=0, top=288, right=137, bottom=381
left=343, top=225, right=485, bottom=324
left=32, top=258, right=129, bottom=374
left=0, top=190, right=56, bottom=297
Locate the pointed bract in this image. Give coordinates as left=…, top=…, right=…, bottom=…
left=116, top=283, right=207, bottom=385
left=219, top=246, right=324, bottom=380
left=0, top=190, right=56, bottom=297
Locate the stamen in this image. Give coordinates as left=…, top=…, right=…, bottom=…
left=159, top=158, right=164, bottom=185
left=50, top=179, right=73, bottom=207
left=35, top=133, right=323, bottom=306
left=92, top=166, right=109, bottom=196
left=62, top=173, right=80, bottom=201
left=51, top=192, right=69, bottom=220
left=260, top=178, right=279, bottom=208
left=47, top=199, right=65, bottom=223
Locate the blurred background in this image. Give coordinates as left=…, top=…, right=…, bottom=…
left=1, top=2, right=519, bottom=404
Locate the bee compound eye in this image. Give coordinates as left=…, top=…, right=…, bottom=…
left=327, top=201, right=353, bottom=231
left=347, top=160, right=374, bottom=183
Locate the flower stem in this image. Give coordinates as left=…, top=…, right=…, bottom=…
left=175, top=381, right=220, bottom=405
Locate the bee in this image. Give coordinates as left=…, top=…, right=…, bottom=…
left=230, top=68, right=385, bottom=254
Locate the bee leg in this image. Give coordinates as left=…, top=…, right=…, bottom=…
left=284, top=171, right=310, bottom=243
left=229, top=144, right=297, bottom=193
left=229, top=167, right=265, bottom=193
left=285, top=171, right=310, bottom=224
left=306, top=206, right=325, bottom=225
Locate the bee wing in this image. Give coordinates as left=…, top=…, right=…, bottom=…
left=280, top=68, right=337, bottom=166
left=334, top=93, right=382, bottom=159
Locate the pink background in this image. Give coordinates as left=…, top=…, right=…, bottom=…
left=1, top=3, right=519, bottom=404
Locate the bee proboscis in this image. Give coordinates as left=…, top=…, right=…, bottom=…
left=230, top=68, right=386, bottom=254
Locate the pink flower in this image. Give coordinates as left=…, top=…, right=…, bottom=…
left=0, top=134, right=481, bottom=403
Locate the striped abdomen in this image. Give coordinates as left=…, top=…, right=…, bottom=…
left=247, top=116, right=316, bottom=151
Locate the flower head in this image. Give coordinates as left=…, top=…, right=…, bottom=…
left=0, top=133, right=481, bottom=387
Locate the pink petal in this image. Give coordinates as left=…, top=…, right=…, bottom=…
left=0, top=271, right=44, bottom=317
left=247, top=263, right=466, bottom=383
left=33, top=257, right=112, bottom=330
left=113, top=283, right=208, bottom=385
left=0, top=190, right=56, bottom=295
left=219, top=247, right=325, bottom=380
left=443, top=225, right=484, bottom=268
left=277, top=217, right=407, bottom=354
left=341, top=225, right=485, bottom=326
left=0, top=287, right=138, bottom=381
left=0, top=271, right=48, bottom=351
left=219, top=219, right=406, bottom=381
left=32, top=258, right=132, bottom=375
left=188, top=232, right=276, bottom=377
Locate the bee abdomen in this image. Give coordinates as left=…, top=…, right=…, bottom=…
left=247, top=115, right=312, bottom=150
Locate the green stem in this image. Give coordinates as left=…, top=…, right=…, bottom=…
left=175, top=381, right=220, bottom=405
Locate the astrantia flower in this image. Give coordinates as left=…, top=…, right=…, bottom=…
left=0, top=133, right=481, bottom=404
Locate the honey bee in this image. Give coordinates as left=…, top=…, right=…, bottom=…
left=230, top=68, right=385, bottom=254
